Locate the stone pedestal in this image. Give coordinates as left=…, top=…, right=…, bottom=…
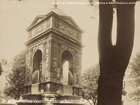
left=18, top=94, right=42, bottom=105
left=31, top=83, right=40, bottom=94
left=18, top=93, right=85, bottom=105
left=62, top=85, right=73, bottom=95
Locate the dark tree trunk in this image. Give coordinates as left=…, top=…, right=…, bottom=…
left=97, top=0, right=136, bottom=105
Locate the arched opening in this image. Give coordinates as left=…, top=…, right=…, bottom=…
left=32, top=50, right=42, bottom=84
left=61, top=51, right=73, bottom=85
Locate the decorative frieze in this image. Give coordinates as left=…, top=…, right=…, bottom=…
left=61, top=44, right=68, bottom=50
left=55, top=20, right=59, bottom=29
left=38, top=43, right=43, bottom=52
left=60, top=22, right=77, bottom=39
left=32, top=46, right=37, bottom=52
left=61, top=44, right=75, bottom=54
left=31, top=22, right=46, bottom=37
left=46, top=19, right=50, bottom=28
left=68, top=47, right=75, bottom=54
left=31, top=19, right=50, bottom=38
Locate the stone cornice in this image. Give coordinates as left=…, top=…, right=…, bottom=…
left=25, top=28, right=83, bottom=47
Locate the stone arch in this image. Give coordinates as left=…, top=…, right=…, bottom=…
left=61, top=50, right=73, bottom=85
left=32, top=49, right=42, bottom=84
left=60, top=45, right=76, bottom=62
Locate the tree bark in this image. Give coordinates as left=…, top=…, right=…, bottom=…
left=97, top=0, right=136, bottom=105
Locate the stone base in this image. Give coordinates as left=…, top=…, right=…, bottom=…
left=57, top=95, right=84, bottom=105
left=18, top=94, right=42, bottom=105
left=17, top=94, right=85, bottom=105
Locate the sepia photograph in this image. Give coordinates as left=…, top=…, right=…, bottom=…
left=0, top=0, right=140, bottom=105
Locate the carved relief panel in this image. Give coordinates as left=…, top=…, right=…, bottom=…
left=29, top=19, right=51, bottom=39
left=50, top=41, right=60, bottom=82
left=26, top=49, right=32, bottom=85
left=75, top=65, right=81, bottom=86
left=54, top=19, right=59, bottom=30
left=44, top=38, right=51, bottom=80
left=59, top=22, right=78, bottom=40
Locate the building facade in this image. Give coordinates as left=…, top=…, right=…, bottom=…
left=23, top=5, right=84, bottom=105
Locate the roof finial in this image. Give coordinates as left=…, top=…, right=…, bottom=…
left=54, top=0, right=57, bottom=8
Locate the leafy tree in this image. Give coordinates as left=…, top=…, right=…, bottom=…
left=127, top=52, right=140, bottom=101
left=0, top=63, right=2, bottom=76
left=4, top=50, right=26, bottom=99
left=82, top=65, right=100, bottom=105
left=89, top=0, right=137, bottom=105
left=122, top=84, right=127, bottom=96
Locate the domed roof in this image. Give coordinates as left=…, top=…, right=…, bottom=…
left=46, top=8, right=67, bottom=16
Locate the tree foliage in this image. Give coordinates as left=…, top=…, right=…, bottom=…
left=0, top=63, right=2, bottom=76
left=122, top=85, right=127, bottom=96
left=82, top=65, right=100, bottom=105
left=128, top=52, right=140, bottom=101
left=4, top=50, right=26, bottom=99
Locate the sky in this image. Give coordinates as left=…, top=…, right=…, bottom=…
left=0, top=0, right=140, bottom=71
